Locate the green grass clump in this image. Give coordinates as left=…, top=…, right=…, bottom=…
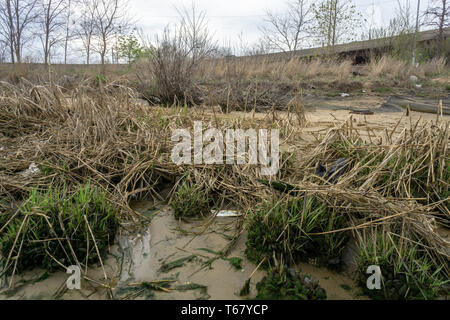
left=256, top=265, right=326, bottom=300
left=375, top=87, right=394, bottom=94
left=246, top=195, right=348, bottom=268
left=445, top=84, right=450, bottom=91
left=225, top=257, right=243, bottom=270
left=171, top=182, right=211, bottom=219
left=355, top=231, right=449, bottom=300
left=0, top=183, right=119, bottom=274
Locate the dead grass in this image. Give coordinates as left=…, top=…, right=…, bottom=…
left=369, top=56, right=448, bottom=82
left=0, top=78, right=304, bottom=286
left=198, top=57, right=354, bottom=82
left=0, top=66, right=448, bottom=299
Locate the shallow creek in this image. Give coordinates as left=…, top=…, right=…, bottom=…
left=0, top=201, right=366, bottom=300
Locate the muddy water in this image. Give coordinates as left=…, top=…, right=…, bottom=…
left=0, top=201, right=365, bottom=300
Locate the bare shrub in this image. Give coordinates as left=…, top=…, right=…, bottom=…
left=138, top=4, right=216, bottom=105
left=369, top=55, right=411, bottom=81
left=418, top=57, right=447, bottom=76
left=369, top=55, right=448, bottom=82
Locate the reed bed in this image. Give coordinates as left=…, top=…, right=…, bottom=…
left=249, top=116, right=449, bottom=299
left=0, top=77, right=448, bottom=299
left=0, top=79, right=298, bottom=288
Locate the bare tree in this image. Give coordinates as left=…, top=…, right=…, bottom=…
left=63, top=0, right=76, bottom=64
left=175, top=3, right=217, bottom=64
left=0, top=38, right=6, bottom=62
left=395, top=0, right=416, bottom=32
left=0, top=0, right=39, bottom=64
left=425, top=0, right=450, bottom=56
left=38, top=0, right=67, bottom=65
left=0, top=0, right=16, bottom=63
left=92, top=0, right=129, bottom=66
left=141, top=2, right=217, bottom=104
left=76, top=0, right=96, bottom=64
left=312, top=0, right=362, bottom=50
left=236, top=32, right=268, bottom=56
left=259, top=0, right=313, bottom=53
left=359, top=1, right=425, bottom=60
left=361, top=1, right=418, bottom=42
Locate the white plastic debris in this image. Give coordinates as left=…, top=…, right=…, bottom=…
left=415, top=84, right=422, bottom=88
left=0, top=146, right=3, bottom=151
left=213, top=210, right=242, bottom=217
left=22, top=162, right=40, bottom=177
left=341, top=93, right=350, bottom=97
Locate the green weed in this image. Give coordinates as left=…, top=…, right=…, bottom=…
left=171, top=182, right=211, bottom=219
left=0, top=183, right=119, bottom=274
left=256, top=264, right=326, bottom=300
left=355, top=231, right=449, bottom=300
left=246, top=195, right=348, bottom=268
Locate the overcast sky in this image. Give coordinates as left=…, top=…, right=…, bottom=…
left=16, top=0, right=432, bottom=63
left=128, top=0, right=431, bottom=51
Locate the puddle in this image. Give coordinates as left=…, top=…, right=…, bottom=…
left=0, top=201, right=366, bottom=300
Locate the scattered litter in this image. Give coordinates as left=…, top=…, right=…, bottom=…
left=21, top=162, right=40, bottom=177
left=0, top=146, right=3, bottom=151
left=316, top=158, right=350, bottom=183
left=213, top=210, right=242, bottom=217
left=341, top=93, right=350, bottom=97
left=415, top=84, right=422, bottom=88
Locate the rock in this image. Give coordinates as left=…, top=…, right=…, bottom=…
left=409, top=75, right=418, bottom=83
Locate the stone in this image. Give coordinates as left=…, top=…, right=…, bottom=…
left=409, top=75, right=418, bottom=83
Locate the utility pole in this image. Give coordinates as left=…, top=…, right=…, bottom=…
left=412, top=0, right=421, bottom=66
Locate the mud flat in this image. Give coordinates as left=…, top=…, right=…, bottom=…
left=0, top=202, right=365, bottom=300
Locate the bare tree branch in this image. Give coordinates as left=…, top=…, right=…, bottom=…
left=38, top=0, right=68, bottom=65
left=259, top=0, right=313, bottom=54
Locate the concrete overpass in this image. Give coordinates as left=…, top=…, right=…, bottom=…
left=246, top=28, right=450, bottom=64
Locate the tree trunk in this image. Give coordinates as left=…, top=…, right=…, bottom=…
left=64, top=0, right=72, bottom=64
left=101, top=36, right=107, bottom=66
left=86, top=37, right=91, bottom=65
left=437, top=0, right=447, bottom=57
left=6, top=0, right=15, bottom=64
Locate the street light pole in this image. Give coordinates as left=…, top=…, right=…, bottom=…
left=412, top=0, right=421, bottom=66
